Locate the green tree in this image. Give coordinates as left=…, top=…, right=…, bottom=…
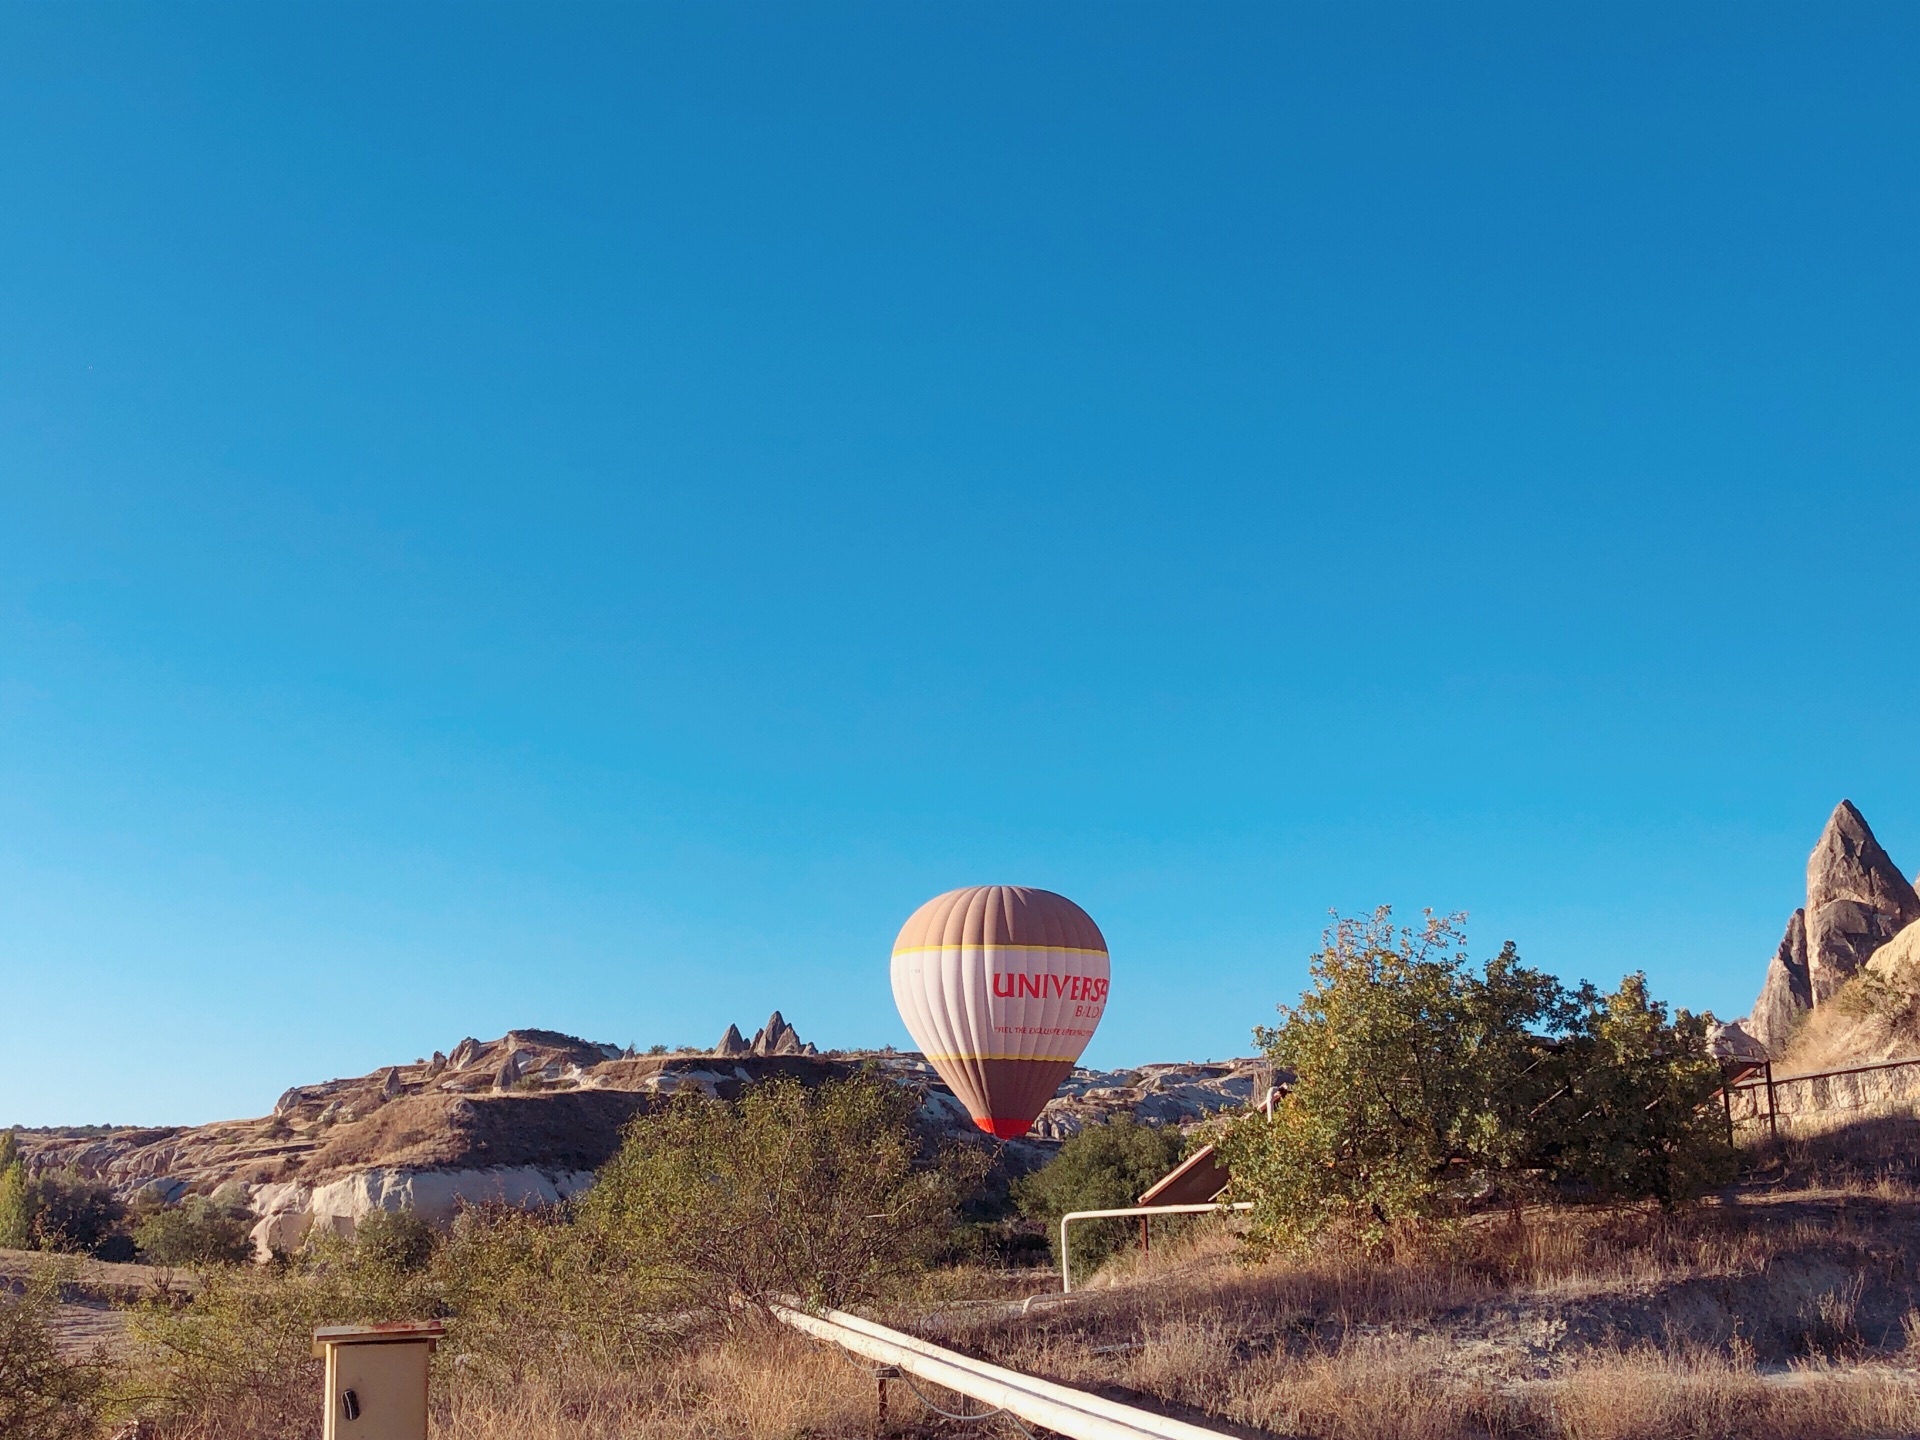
left=25, top=1171, right=125, bottom=1257
left=0, top=1131, right=29, bottom=1250
left=1218, top=908, right=1734, bottom=1255
left=1549, top=973, right=1736, bottom=1204
left=352, top=1209, right=435, bottom=1273
left=579, top=1072, right=980, bottom=1313
left=134, top=1189, right=254, bottom=1268
left=1012, top=1118, right=1185, bottom=1280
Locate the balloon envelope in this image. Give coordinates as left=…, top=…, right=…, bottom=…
left=890, top=885, right=1110, bottom=1139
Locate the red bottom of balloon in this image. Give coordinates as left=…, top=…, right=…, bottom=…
left=974, top=1116, right=1035, bottom=1140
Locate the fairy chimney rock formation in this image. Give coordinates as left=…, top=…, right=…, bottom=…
left=750, top=1011, right=793, bottom=1056
left=714, top=1023, right=750, bottom=1057
left=1747, top=909, right=1812, bottom=1056
left=1804, top=800, right=1920, bottom=1004
left=1748, top=801, right=1920, bottom=1057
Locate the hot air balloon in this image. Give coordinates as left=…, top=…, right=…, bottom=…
left=891, top=885, right=1110, bottom=1139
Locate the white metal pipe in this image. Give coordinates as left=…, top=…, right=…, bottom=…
left=1058, top=1203, right=1253, bottom=1292
left=806, top=1305, right=1236, bottom=1440
left=772, top=1300, right=1233, bottom=1440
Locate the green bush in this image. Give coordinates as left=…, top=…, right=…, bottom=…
left=431, top=1203, right=666, bottom=1384
left=352, top=1208, right=435, bottom=1273
left=1548, top=972, right=1735, bottom=1205
left=579, top=1071, right=981, bottom=1313
left=1218, top=908, right=1736, bottom=1255
left=1012, top=1118, right=1186, bottom=1280
left=24, top=1171, right=125, bottom=1257
left=134, top=1189, right=254, bottom=1268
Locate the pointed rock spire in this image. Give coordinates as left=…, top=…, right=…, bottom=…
left=1805, top=801, right=1920, bottom=1003
left=714, top=1024, right=749, bottom=1057
left=1807, top=800, right=1920, bottom=917
left=743, top=1011, right=812, bottom=1056
left=1748, top=909, right=1811, bottom=1056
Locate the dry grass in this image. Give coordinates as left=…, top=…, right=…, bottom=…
left=140, top=1321, right=912, bottom=1440
left=120, top=1187, right=1920, bottom=1440
left=911, top=1197, right=1920, bottom=1440
left=434, top=1323, right=893, bottom=1440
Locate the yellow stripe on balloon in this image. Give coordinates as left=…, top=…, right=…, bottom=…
left=891, top=944, right=1108, bottom=958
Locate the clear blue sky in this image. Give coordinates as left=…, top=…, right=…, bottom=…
left=4, top=4, right=1917, bottom=1127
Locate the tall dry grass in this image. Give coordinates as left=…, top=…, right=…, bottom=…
left=914, top=1198, right=1920, bottom=1440
left=435, top=1323, right=885, bottom=1440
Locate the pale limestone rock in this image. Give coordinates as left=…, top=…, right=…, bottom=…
left=1865, top=919, right=1920, bottom=992
left=247, top=1167, right=597, bottom=1260
left=492, top=1051, right=529, bottom=1091
left=1707, top=1020, right=1768, bottom=1063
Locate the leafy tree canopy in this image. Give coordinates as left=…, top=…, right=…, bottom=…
left=1012, top=1117, right=1185, bottom=1278
left=578, top=1072, right=981, bottom=1313
left=1218, top=908, right=1733, bottom=1254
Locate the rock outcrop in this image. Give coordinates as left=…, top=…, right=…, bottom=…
left=750, top=1011, right=798, bottom=1056
left=1805, top=801, right=1920, bottom=1003
left=707, top=1011, right=822, bottom=1057
left=1745, top=801, right=1919, bottom=1056
left=250, top=1166, right=597, bottom=1258
left=1707, top=1020, right=1768, bottom=1063
left=1748, top=910, right=1812, bottom=1056
left=14, top=1025, right=1268, bottom=1262
left=1866, top=920, right=1920, bottom=992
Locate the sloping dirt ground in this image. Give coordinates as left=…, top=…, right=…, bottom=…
left=1, top=1246, right=196, bottom=1358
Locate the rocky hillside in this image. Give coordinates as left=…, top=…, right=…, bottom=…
left=14, top=1014, right=1265, bottom=1259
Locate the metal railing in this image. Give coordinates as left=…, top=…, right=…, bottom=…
left=1719, top=1053, right=1920, bottom=1140
left=772, top=1298, right=1234, bottom=1440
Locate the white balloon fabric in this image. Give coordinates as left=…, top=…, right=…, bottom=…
left=890, top=885, right=1110, bottom=1139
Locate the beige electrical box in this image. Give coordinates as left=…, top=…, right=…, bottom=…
left=313, top=1322, right=446, bottom=1440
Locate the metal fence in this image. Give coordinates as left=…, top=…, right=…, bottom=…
left=1719, top=1053, right=1920, bottom=1140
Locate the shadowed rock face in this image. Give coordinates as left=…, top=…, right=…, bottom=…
left=1748, top=909, right=1811, bottom=1056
